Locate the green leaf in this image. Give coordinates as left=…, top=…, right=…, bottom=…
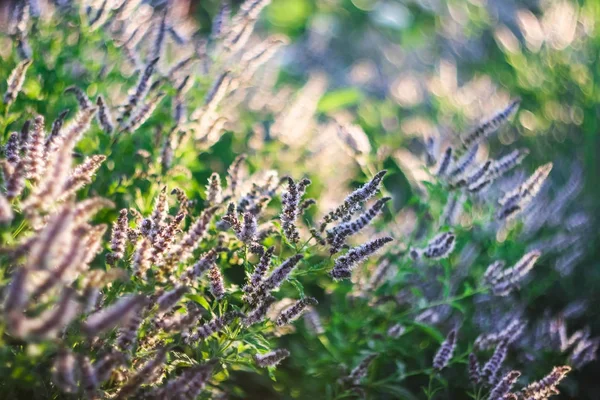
left=413, top=323, right=444, bottom=342
left=318, top=88, right=363, bottom=113
left=288, top=278, right=305, bottom=297
left=186, top=294, right=211, bottom=310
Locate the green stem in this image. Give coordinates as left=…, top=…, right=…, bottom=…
left=426, top=373, right=435, bottom=400
left=399, top=287, right=487, bottom=319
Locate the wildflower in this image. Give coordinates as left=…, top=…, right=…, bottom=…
left=3, top=58, right=32, bottom=106
left=5, top=132, right=20, bottom=165
left=9, top=0, right=29, bottom=36
left=149, top=187, right=168, bottom=236
left=20, top=145, right=70, bottom=209
left=330, top=267, right=352, bottom=280
left=61, top=106, right=98, bottom=147
left=0, top=194, right=13, bottom=224
left=387, top=323, right=405, bottom=338
left=51, top=348, right=77, bottom=393
left=31, top=226, right=90, bottom=298
left=206, top=172, right=223, bottom=205
left=94, top=351, right=127, bottom=384
left=106, top=209, right=128, bottom=265
left=114, top=348, right=167, bottom=400
left=65, top=86, right=93, bottom=110
left=323, top=170, right=387, bottom=225
left=132, top=238, right=152, bottom=279
left=208, top=264, right=225, bottom=299
left=168, top=54, right=194, bottom=78
left=335, top=121, right=372, bottom=157
left=281, top=177, right=311, bottom=243
left=489, top=251, right=541, bottom=296
left=83, top=287, right=100, bottom=314
left=436, top=147, right=453, bottom=177
left=258, top=224, right=277, bottom=242
left=481, top=341, right=509, bottom=384
left=328, top=197, right=391, bottom=254
left=152, top=215, right=187, bottom=276
left=304, top=308, right=325, bottom=335
left=243, top=295, right=276, bottom=326
left=440, top=193, right=465, bottom=227
left=0, top=161, right=13, bottom=186
left=19, top=287, right=79, bottom=339
left=498, top=163, right=553, bottom=221
left=82, top=224, right=107, bottom=265
left=238, top=212, right=257, bottom=243
left=211, top=0, right=231, bottom=40
left=489, top=370, right=520, bottom=400
left=167, top=207, right=217, bottom=264
left=61, top=154, right=107, bottom=199
left=25, top=207, right=74, bottom=271
left=410, top=232, right=455, bottom=260
left=448, top=144, right=479, bottom=179
left=227, top=153, right=247, bottom=196
left=425, top=136, right=437, bottom=166
left=276, top=297, right=318, bottom=326
left=237, top=174, right=279, bottom=215
left=366, top=258, right=394, bottom=291
left=241, top=35, right=289, bottom=79
left=223, top=0, right=272, bottom=53
left=260, top=254, right=304, bottom=292
left=569, top=338, right=598, bottom=368
left=173, top=91, right=187, bottom=127
left=3, top=268, right=29, bottom=334
left=181, top=248, right=222, bottom=284
left=16, top=37, right=32, bottom=60
left=19, top=119, right=30, bottom=152
left=82, top=295, right=146, bottom=336
left=184, top=311, right=240, bottom=343
left=254, top=348, right=290, bottom=368
left=170, top=364, right=214, bottom=399
left=116, top=302, right=147, bottom=351
left=25, top=115, right=45, bottom=183
left=487, top=149, right=529, bottom=180
left=5, top=154, right=28, bottom=200
left=96, top=95, right=114, bottom=133
left=454, top=160, right=491, bottom=190
left=249, top=242, right=265, bottom=256
left=152, top=9, right=167, bottom=60
left=119, top=57, right=160, bottom=122
left=79, top=355, right=98, bottom=399
left=171, top=187, right=191, bottom=213
left=243, top=246, right=274, bottom=299
left=468, top=353, right=481, bottom=385
left=520, top=366, right=571, bottom=399
left=72, top=197, right=114, bottom=224
left=121, top=91, right=165, bottom=133
left=157, top=305, right=203, bottom=333
left=157, top=286, right=189, bottom=312
left=45, top=109, right=69, bottom=153
left=475, top=319, right=525, bottom=350
left=482, top=261, right=505, bottom=286
left=433, top=329, right=457, bottom=371
left=160, top=127, right=179, bottom=172
left=346, top=354, right=376, bottom=385
left=461, top=99, right=520, bottom=150
left=300, top=198, right=316, bottom=213
left=331, top=236, right=393, bottom=279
